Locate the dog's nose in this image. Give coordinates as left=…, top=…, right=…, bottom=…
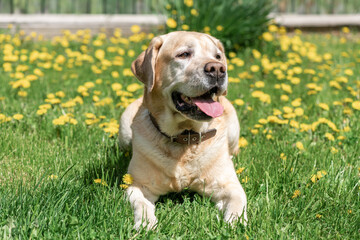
left=204, top=62, right=226, bottom=83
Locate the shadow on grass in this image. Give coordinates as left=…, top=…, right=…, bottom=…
left=158, top=190, right=198, bottom=204
left=82, top=141, right=132, bottom=187
left=81, top=140, right=211, bottom=206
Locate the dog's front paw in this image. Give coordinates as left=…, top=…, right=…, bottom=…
left=224, top=209, right=248, bottom=226
left=134, top=216, right=158, bottom=231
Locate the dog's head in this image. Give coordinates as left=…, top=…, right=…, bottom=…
left=132, top=31, right=227, bottom=122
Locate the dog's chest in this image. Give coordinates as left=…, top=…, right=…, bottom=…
left=166, top=146, right=214, bottom=192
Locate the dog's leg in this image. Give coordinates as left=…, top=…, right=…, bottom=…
left=220, top=183, right=248, bottom=225
left=126, top=184, right=158, bottom=230
left=195, top=173, right=247, bottom=226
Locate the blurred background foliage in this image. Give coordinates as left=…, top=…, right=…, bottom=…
left=163, top=0, right=273, bottom=50
left=1, top=0, right=359, bottom=50
left=1, top=0, right=359, bottom=14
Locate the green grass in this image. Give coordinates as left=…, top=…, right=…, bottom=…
left=0, top=28, right=359, bottom=239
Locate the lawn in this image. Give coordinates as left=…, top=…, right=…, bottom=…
left=0, top=26, right=359, bottom=239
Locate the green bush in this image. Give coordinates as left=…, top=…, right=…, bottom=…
left=163, top=0, right=273, bottom=51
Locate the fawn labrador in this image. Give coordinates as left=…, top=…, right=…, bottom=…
left=119, top=31, right=247, bottom=230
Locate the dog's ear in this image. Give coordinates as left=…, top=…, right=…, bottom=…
left=131, top=37, right=163, bottom=92
left=207, top=35, right=225, bottom=54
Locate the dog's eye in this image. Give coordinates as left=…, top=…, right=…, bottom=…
left=176, top=52, right=191, bottom=59
left=216, top=54, right=221, bottom=60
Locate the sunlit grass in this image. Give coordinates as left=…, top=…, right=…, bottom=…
left=0, top=25, right=359, bottom=238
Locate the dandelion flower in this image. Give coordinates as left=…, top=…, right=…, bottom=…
left=342, top=27, right=350, bottom=33
left=166, top=18, right=177, bottom=28
left=352, top=101, right=360, bottom=110
left=130, top=25, right=141, bottom=34
left=190, top=9, right=198, bottom=16
left=182, top=25, right=190, bottom=31
left=318, top=103, right=329, bottom=111
left=344, top=69, right=353, bottom=76
left=94, top=179, right=108, bottom=186
left=296, top=142, right=304, bottom=151
left=262, top=32, right=273, bottom=42
left=13, top=114, right=23, bottom=120
left=292, top=189, right=300, bottom=199
left=49, top=174, right=58, bottom=180
left=236, top=167, right=245, bottom=174
left=234, top=99, right=244, bottom=106
left=280, top=153, right=287, bottom=160
left=127, top=83, right=142, bottom=92
left=122, top=174, right=133, bottom=185
left=331, top=147, right=338, bottom=154
left=216, top=25, right=223, bottom=31
left=325, top=133, right=335, bottom=141
left=238, top=137, right=248, bottom=148
left=120, top=184, right=129, bottom=189
left=184, top=0, right=193, bottom=7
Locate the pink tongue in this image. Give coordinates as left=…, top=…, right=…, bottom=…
left=192, top=98, right=224, bottom=118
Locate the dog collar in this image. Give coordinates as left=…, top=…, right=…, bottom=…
left=149, top=114, right=217, bottom=145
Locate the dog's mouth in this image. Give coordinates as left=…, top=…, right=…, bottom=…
left=171, top=87, right=224, bottom=120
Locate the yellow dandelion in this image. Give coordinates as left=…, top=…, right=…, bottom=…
left=122, top=174, right=133, bottom=185
left=123, top=68, right=133, bottom=77
left=268, top=24, right=278, bottom=32
left=56, top=91, right=65, bottom=98
left=216, top=25, right=223, bottom=31
left=166, top=18, right=177, bottom=28
left=182, top=24, right=190, bottom=31
left=280, top=153, right=287, bottom=160
left=296, top=142, right=304, bottom=151
left=292, top=189, right=300, bottom=199
left=241, top=176, right=249, bottom=183
left=344, top=69, right=353, bottom=76
left=238, top=137, right=248, bottom=148
left=250, top=65, right=260, bottom=73
left=111, top=71, right=120, bottom=78
left=13, top=114, right=23, bottom=120
left=18, top=91, right=28, bottom=97
left=236, top=167, right=245, bottom=174
left=95, top=49, right=105, bottom=60
left=262, top=32, right=273, bottom=41
left=281, top=95, right=289, bottom=102
left=234, top=99, right=245, bottom=106
left=251, top=129, right=259, bottom=135
left=342, top=26, right=350, bottom=33
left=184, top=0, right=193, bottom=7
left=318, top=103, right=329, bottom=111
left=331, top=147, right=339, bottom=154
left=294, top=108, right=304, bottom=116
left=255, top=81, right=265, bottom=88
left=120, top=184, right=129, bottom=189
left=352, top=101, right=360, bottom=110
left=49, top=174, right=58, bottom=180
left=36, top=109, right=47, bottom=115
left=127, top=83, right=142, bottom=92
left=325, top=133, right=335, bottom=141
left=94, top=179, right=108, bottom=186
left=190, top=9, right=198, bottom=16
left=130, top=25, right=141, bottom=33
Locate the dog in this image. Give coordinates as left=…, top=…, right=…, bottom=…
left=118, top=31, right=247, bottom=230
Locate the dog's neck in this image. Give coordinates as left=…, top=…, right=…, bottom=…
left=149, top=112, right=216, bottom=145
